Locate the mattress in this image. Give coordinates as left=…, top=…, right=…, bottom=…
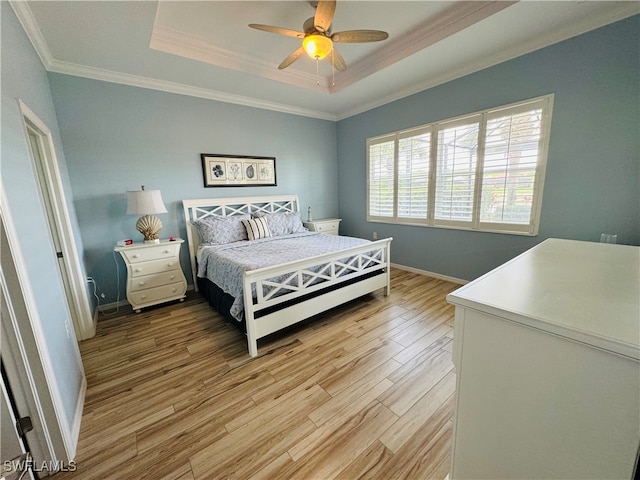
left=197, top=231, right=374, bottom=322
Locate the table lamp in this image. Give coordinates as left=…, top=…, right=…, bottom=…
left=126, top=186, right=167, bottom=243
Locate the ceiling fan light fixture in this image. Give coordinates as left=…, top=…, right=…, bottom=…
left=303, top=34, right=333, bottom=60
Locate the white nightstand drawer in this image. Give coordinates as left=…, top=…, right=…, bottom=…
left=129, top=271, right=183, bottom=292
left=303, top=218, right=342, bottom=236
left=120, top=243, right=181, bottom=264
left=128, top=282, right=186, bottom=307
left=115, top=238, right=187, bottom=312
left=315, top=222, right=339, bottom=233
left=129, top=258, right=180, bottom=278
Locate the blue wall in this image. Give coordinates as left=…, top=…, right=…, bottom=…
left=1, top=2, right=85, bottom=436
left=47, top=14, right=639, bottom=302
left=47, top=75, right=338, bottom=303
left=336, top=15, right=640, bottom=281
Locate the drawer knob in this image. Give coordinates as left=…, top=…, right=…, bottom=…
left=170, top=275, right=175, bottom=280
left=140, top=295, right=147, bottom=300
left=133, top=254, right=140, bottom=258
left=172, top=288, right=177, bottom=293
left=138, top=281, right=145, bottom=286
left=167, top=262, right=173, bottom=267
left=164, top=249, right=170, bottom=254
left=135, top=268, right=142, bottom=272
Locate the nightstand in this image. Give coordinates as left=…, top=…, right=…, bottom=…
left=115, top=238, right=187, bottom=313
left=303, top=218, right=342, bottom=235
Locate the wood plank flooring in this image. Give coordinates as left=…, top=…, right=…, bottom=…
left=52, top=268, right=460, bottom=480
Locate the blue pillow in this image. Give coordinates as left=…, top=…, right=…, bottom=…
left=252, top=212, right=306, bottom=236
left=192, top=214, right=250, bottom=244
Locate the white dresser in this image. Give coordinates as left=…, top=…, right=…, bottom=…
left=447, top=238, right=639, bottom=479
left=115, top=238, right=187, bottom=313
left=303, top=218, right=341, bottom=235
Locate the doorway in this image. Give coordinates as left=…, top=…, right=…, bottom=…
left=19, top=100, right=95, bottom=340
left=0, top=199, right=73, bottom=476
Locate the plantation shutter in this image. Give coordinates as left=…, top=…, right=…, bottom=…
left=397, top=127, right=431, bottom=221
left=367, top=135, right=396, bottom=220
left=479, top=98, right=550, bottom=233
left=365, top=94, right=552, bottom=235
left=434, top=117, right=480, bottom=226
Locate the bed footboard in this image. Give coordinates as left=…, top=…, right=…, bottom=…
left=242, top=237, right=392, bottom=357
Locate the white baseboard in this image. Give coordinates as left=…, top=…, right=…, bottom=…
left=70, top=375, right=86, bottom=458
left=391, top=263, right=468, bottom=285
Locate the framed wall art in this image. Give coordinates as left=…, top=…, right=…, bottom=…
left=201, top=154, right=277, bottom=187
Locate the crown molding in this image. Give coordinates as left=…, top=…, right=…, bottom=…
left=149, top=24, right=332, bottom=92
left=336, top=1, right=640, bottom=120
left=331, top=1, right=517, bottom=94
left=10, top=0, right=640, bottom=122
left=9, top=0, right=54, bottom=69
left=47, top=59, right=337, bottom=121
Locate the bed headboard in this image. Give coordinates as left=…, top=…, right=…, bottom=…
left=182, top=195, right=300, bottom=289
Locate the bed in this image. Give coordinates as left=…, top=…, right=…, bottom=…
left=182, top=195, right=392, bottom=357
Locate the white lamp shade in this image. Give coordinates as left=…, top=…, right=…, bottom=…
left=126, top=189, right=167, bottom=215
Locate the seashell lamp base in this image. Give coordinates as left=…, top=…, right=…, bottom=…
left=136, top=214, right=163, bottom=243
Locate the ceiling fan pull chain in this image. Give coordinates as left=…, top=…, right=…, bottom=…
left=316, top=58, right=320, bottom=86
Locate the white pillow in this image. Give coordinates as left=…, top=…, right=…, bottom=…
left=242, top=217, right=272, bottom=241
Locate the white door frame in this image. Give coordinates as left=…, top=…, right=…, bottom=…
left=1, top=187, right=81, bottom=466
left=18, top=100, right=95, bottom=340
left=0, top=369, right=36, bottom=480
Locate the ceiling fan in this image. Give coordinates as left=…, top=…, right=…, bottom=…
left=249, top=0, right=389, bottom=71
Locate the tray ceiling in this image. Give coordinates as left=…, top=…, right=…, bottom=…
left=12, top=1, right=640, bottom=120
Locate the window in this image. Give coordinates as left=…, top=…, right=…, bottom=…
left=367, top=95, right=553, bottom=235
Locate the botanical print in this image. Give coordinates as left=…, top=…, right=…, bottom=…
left=201, top=154, right=276, bottom=187
left=228, top=162, right=243, bottom=181
left=258, top=162, right=274, bottom=182
left=244, top=162, right=258, bottom=180
left=211, top=163, right=225, bottom=180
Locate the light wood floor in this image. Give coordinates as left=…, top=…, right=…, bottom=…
left=53, top=268, right=460, bottom=480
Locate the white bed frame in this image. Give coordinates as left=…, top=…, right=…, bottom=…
left=182, top=195, right=392, bottom=357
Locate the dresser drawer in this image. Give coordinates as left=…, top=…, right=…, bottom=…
left=128, top=282, right=186, bottom=308
left=129, top=258, right=180, bottom=278
left=120, top=243, right=181, bottom=264
left=129, top=271, right=183, bottom=292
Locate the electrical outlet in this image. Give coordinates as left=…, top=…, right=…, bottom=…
left=372, top=232, right=378, bottom=240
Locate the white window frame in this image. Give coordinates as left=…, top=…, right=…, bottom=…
left=366, top=94, right=554, bottom=236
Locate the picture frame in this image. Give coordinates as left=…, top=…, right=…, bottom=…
left=201, top=154, right=277, bottom=187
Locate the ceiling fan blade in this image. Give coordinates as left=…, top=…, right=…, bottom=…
left=332, top=48, right=347, bottom=71
left=331, top=30, right=389, bottom=43
left=249, top=24, right=304, bottom=38
left=314, top=0, right=336, bottom=33
left=278, top=47, right=306, bottom=70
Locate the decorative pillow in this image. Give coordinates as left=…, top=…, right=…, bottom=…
left=252, top=212, right=306, bottom=236
left=192, top=214, right=250, bottom=245
left=242, top=217, right=272, bottom=241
